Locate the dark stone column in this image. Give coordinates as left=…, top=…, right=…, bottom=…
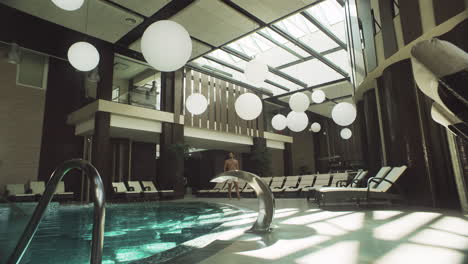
left=362, top=89, right=383, bottom=176
left=161, top=72, right=175, bottom=112
left=159, top=123, right=185, bottom=197
left=399, top=1, right=423, bottom=44
left=284, top=143, right=293, bottom=176
left=92, top=112, right=112, bottom=197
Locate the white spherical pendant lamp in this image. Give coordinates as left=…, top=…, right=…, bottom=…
left=340, top=128, right=352, bottom=140
left=235, top=93, right=262, bottom=120
left=311, top=90, right=326, bottom=103
left=186, top=93, right=208, bottom=115
left=52, top=0, right=84, bottom=11
left=244, top=59, right=268, bottom=86
left=289, top=92, right=310, bottom=112
left=67, top=42, right=100, bottom=71
left=141, top=20, right=192, bottom=72
left=287, top=112, right=309, bottom=132
left=331, top=102, right=357, bottom=126
left=271, top=114, right=287, bottom=131
left=310, top=122, right=321, bottom=133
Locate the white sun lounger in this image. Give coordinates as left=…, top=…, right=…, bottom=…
left=5, top=184, right=35, bottom=202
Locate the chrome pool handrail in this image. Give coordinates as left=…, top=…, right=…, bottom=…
left=211, top=170, right=275, bottom=233
left=7, top=159, right=106, bottom=264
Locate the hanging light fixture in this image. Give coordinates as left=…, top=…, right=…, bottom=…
left=51, top=0, right=84, bottom=11
left=186, top=93, right=208, bottom=115
left=244, top=58, right=269, bottom=86
left=340, top=128, right=352, bottom=140
left=289, top=92, right=310, bottom=112
left=66, top=0, right=100, bottom=71
left=310, top=122, right=321, bottom=133
left=7, top=43, right=21, bottom=64
left=287, top=111, right=309, bottom=132
left=271, top=114, right=287, bottom=131
left=68, top=42, right=100, bottom=71
left=311, top=90, right=326, bottom=103
left=235, top=93, right=263, bottom=120
left=331, top=102, right=357, bottom=126
left=141, top=20, right=192, bottom=72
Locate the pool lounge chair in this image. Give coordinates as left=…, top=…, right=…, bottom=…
left=269, top=177, right=285, bottom=192
left=272, top=176, right=300, bottom=193
left=198, top=182, right=226, bottom=196
left=112, top=182, right=140, bottom=199
left=317, top=166, right=406, bottom=206
left=142, top=181, right=175, bottom=199
left=27, top=181, right=45, bottom=200
left=5, top=184, right=35, bottom=202
left=285, top=175, right=316, bottom=193
left=54, top=181, right=74, bottom=201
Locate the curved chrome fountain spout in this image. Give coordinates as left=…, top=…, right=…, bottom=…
left=7, top=159, right=106, bottom=264
left=212, top=170, right=275, bottom=233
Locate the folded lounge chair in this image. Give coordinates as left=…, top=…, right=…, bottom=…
left=5, top=184, right=35, bottom=202
left=329, top=172, right=350, bottom=187
left=198, top=182, right=226, bottom=195
left=28, top=181, right=45, bottom=197
left=317, top=166, right=406, bottom=206
left=242, top=177, right=272, bottom=194
left=302, top=174, right=332, bottom=193
left=269, top=177, right=285, bottom=192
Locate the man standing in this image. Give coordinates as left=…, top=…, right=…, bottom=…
left=224, top=152, right=240, bottom=200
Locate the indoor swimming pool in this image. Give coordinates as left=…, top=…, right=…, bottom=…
left=0, top=202, right=243, bottom=264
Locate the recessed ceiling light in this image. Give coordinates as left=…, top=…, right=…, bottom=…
left=125, top=18, right=137, bottom=25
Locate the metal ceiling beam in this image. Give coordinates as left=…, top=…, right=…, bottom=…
left=264, top=77, right=350, bottom=101
left=186, top=63, right=272, bottom=96
left=256, top=30, right=304, bottom=59
left=203, top=55, right=290, bottom=91
left=276, top=46, right=343, bottom=70
left=300, top=11, right=347, bottom=50
left=270, top=25, right=348, bottom=78
left=221, top=47, right=307, bottom=88
left=116, top=0, right=197, bottom=46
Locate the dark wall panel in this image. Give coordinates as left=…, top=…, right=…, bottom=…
left=92, top=112, right=113, bottom=196
left=378, top=0, right=398, bottom=58
left=159, top=123, right=185, bottom=196
left=131, top=142, right=157, bottom=182
left=38, top=58, right=85, bottom=196
left=357, top=0, right=378, bottom=71
left=399, top=1, right=423, bottom=44
left=433, top=0, right=466, bottom=25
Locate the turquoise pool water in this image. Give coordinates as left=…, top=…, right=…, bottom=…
left=0, top=202, right=241, bottom=264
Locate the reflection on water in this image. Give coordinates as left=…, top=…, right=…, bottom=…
left=0, top=202, right=240, bottom=264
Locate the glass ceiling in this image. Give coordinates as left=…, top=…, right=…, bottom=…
left=191, top=0, right=348, bottom=96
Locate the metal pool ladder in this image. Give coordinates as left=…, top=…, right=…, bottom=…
left=7, top=159, right=106, bottom=264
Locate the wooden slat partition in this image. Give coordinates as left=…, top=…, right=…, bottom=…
left=192, top=71, right=200, bottom=128
left=182, top=68, right=265, bottom=138
left=220, top=80, right=227, bottom=132
left=185, top=69, right=193, bottom=127
left=227, top=82, right=236, bottom=133
left=201, top=73, right=209, bottom=129
left=257, top=95, right=264, bottom=138
left=208, top=77, right=215, bottom=130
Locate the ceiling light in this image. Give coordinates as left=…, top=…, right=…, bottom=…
left=331, top=102, right=357, bottom=126
left=340, top=128, right=352, bottom=140
left=310, top=122, right=321, bottom=133
left=235, top=93, right=263, bottom=120
left=287, top=111, right=309, bottom=132
left=312, top=90, right=326, bottom=103
left=67, top=42, right=100, bottom=71
left=7, top=43, right=21, bottom=64
left=186, top=93, right=208, bottom=115
left=51, top=0, right=84, bottom=11
left=289, top=92, right=310, bottom=112
left=141, top=20, right=192, bottom=72
left=272, top=114, right=287, bottom=131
